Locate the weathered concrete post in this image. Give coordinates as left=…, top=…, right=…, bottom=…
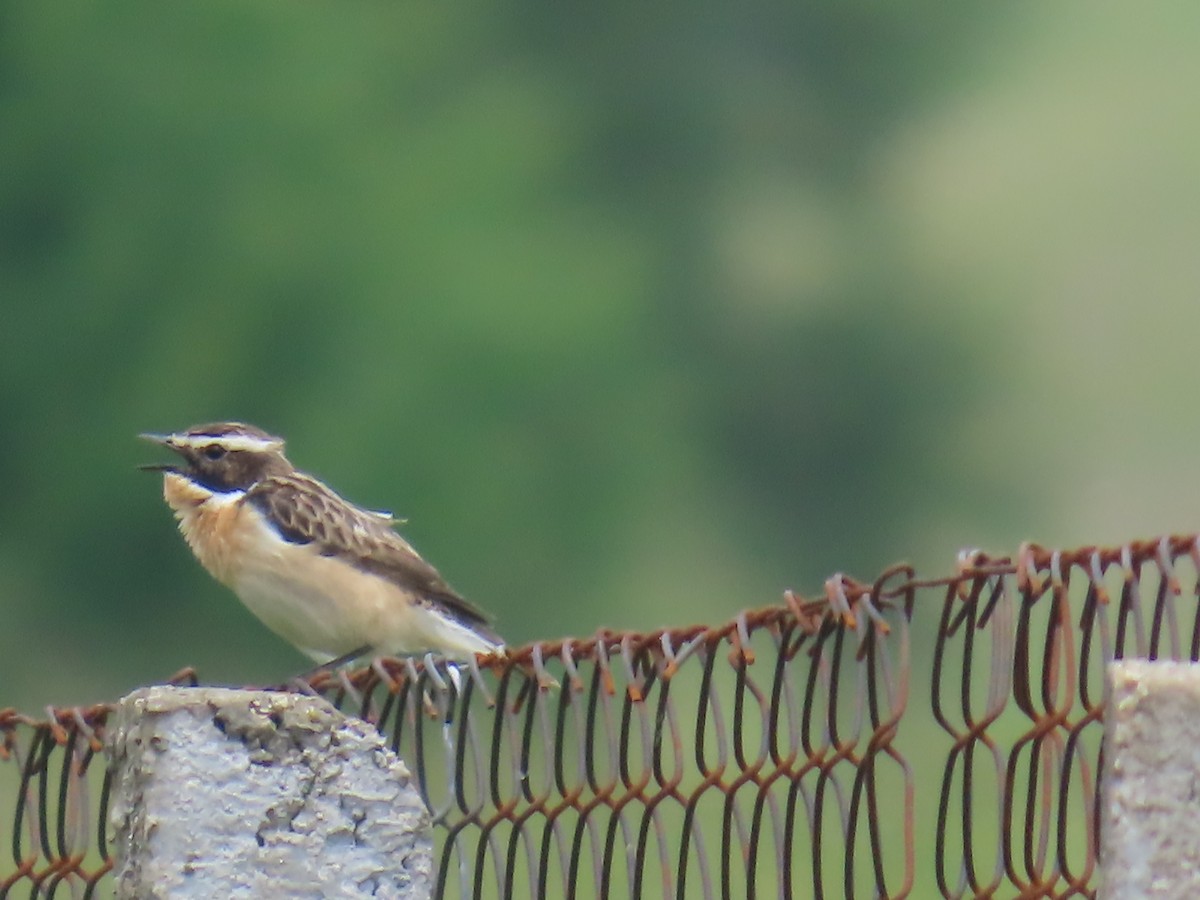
left=107, top=686, right=432, bottom=899
left=1102, top=660, right=1200, bottom=899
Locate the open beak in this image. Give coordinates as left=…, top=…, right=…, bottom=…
left=138, top=432, right=181, bottom=472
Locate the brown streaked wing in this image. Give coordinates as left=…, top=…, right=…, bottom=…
left=244, top=473, right=497, bottom=633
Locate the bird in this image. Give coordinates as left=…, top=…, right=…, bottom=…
left=141, top=422, right=504, bottom=665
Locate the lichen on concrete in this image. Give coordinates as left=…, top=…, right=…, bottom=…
left=1103, top=660, right=1200, bottom=900
left=107, top=686, right=432, bottom=899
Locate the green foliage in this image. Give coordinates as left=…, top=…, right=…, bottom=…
left=3, top=3, right=1197, bottom=714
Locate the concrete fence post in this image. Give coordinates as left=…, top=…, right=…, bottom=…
left=1102, top=660, right=1200, bottom=899
left=106, top=686, right=432, bottom=899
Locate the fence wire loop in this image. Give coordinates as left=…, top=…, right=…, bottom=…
left=7, top=532, right=1200, bottom=897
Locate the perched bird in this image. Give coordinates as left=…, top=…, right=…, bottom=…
left=141, top=422, right=503, bottom=664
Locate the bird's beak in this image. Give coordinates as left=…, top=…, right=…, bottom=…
left=138, top=432, right=182, bottom=472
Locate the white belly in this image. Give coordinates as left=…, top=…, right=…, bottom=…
left=231, top=541, right=429, bottom=661
left=230, top=521, right=497, bottom=663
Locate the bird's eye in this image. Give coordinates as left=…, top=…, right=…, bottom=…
left=203, top=444, right=226, bottom=461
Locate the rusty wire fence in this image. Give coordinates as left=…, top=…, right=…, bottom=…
left=4, top=533, right=1199, bottom=898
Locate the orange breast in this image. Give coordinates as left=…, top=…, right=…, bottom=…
left=163, top=474, right=247, bottom=585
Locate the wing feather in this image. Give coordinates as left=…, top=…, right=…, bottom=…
left=245, top=474, right=497, bottom=636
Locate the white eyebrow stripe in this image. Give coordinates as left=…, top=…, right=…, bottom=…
left=172, top=433, right=284, bottom=453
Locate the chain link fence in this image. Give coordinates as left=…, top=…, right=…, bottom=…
left=4, top=533, right=1197, bottom=897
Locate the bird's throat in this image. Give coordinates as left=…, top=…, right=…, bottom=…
left=162, top=472, right=246, bottom=585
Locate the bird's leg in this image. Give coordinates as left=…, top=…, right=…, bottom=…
left=277, top=645, right=373, bottom=694
left=283, top=677, right=321, bottom=697
left=307, top=644, right=373, bottom=676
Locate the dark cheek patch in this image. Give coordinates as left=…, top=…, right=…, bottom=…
left=185, top=451, right=262, bottom=494
left=187, top=467, right=239, bottom=495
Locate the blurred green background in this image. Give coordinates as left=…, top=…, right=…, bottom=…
left=2, top=3, right=1199, bottom=714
